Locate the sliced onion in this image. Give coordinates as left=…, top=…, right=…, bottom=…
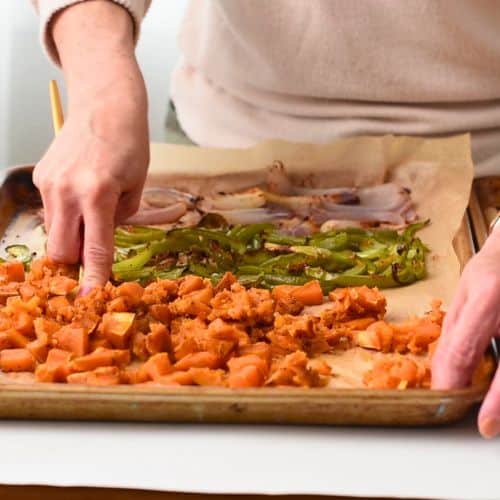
left=293, top=186, right=359, bottom=204
left=208, top=208, right=291, bottom=225
left=357, top=183, right=411, bottom=211
left=124, top=202, right=187, bottom=225
left=313, top=204, right=406, bottom=225
left=263, top=191, right=320, bottom=216
left=199, top=189, right=266, bottom=211
left=141, top=187, right=196, bottom=209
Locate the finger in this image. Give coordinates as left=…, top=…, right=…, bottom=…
left=115, top=189, right=143, bottom=224
left=432, top=292, right=495, bottom=389
left=46, top=203, right=82, bottom=264
left=80, top=196, right=118, bottom=293
left=478, top=367, right=500, bottom=438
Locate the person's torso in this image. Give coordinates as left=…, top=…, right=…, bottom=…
left=171, top=0, right=500, bottom=176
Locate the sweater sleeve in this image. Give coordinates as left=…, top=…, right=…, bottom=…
left=30, top=0, right=151, bottom=66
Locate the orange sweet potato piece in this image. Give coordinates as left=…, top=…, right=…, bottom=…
left=67, top=366, right=121, bottom=386
left=106, top=297, right=128, bottom=313
left=46, top=296, right=73, bottom=321
left=26, top=339, right=49, bottom=363
left=52, top=325, right=88, bottom=356
left=145, top=323, right=170, bottom=355
left=139, top=353, right=172, bottom=381
left=0, top=262, right=25, bottom=283
left=174, top=351, right=221, bottom=371
left=227, top=354, right=269, bottom=377
left=71, top=347, right=130, bottom=372
left=35, top=348, right=75, bottom=382
left=308, top=358, right=332, bottom=376
left=0, top=332, right=10, bottom=351
left=188, top=367, right=225, bottom=386
left=33, top=317, right=60, bottom=345
left=149, top=304, right=171, bottom=323
left=157, top=370, right=194, bottom=386
left=178, top=275, right=205, bottom=296
left=227, top=365, right=263, bottom=388
left=116, top=281, right=144, bottom=306
left=0, top=348, right=35, bottom=372
left=238, top=342, right=272, bottom=365
left=6, top=329, right=29, bottom=348
left=48, top=276, right=78, bottom=296
left=13, top=311, right=34, bottom=337
left=101, top=312, right=135, bottom=349
left=273, top=280, right=324, bottom=307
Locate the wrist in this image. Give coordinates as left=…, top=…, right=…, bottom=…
left=51, top=0, right=138, bottom=104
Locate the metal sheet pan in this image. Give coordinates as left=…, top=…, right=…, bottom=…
left=0, top=165, right=492, bottom=426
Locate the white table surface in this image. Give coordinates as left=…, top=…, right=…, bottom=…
left=0, top=410, right=498, bottom=500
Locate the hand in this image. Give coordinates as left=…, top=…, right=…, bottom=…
left=432, top=229, right=500, bottom=438
left=33, top=1, right=149, bottom=292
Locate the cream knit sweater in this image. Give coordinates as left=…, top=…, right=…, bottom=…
left=32, top=0, right=500, bottom=176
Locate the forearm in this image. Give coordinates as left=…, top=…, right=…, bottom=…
left=51, top=0, right=146, bottom=117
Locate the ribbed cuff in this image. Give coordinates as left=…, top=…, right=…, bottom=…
left=33, top=0, right=150, bottom=66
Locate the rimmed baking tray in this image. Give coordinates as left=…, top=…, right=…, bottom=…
left=0, top=165, right=492, bottom=426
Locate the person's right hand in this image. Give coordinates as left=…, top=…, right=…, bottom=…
left=33, top=1, right=149, bottom=293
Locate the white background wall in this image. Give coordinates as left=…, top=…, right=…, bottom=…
left=0, top=0, right=188, bottom=168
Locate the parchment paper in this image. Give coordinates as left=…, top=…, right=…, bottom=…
left=148, top=134, right=474, bottom=321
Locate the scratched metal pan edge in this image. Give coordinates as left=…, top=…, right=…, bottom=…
left=0, top=164, right=493, bottom=426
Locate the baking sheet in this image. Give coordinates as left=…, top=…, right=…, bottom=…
left=0, top=134, right=484, bottom=427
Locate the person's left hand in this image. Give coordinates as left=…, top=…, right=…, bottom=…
left=432, top=229, right=500, bottom=438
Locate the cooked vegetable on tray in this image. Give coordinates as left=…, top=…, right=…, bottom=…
left=0, top=258, right=493, bottom=389
left=111, top=221, right=429, bottom=291
left=128, top=162, right=417, bottom=229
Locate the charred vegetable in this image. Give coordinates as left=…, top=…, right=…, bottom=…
left=111, top=220, right=430, bottom=291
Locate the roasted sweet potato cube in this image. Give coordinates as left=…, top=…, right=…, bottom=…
left=0, top=348, right=36, bottom=372
left=0, top=262, right=25, bottom=283
left=48, top=276, right=78, bottom=296
left=52, top=325, right=89, bottom=356
left=101, top=312, right=135, bottom=349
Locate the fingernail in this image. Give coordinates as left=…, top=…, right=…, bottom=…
left=479, top=417, right=500, bottom=439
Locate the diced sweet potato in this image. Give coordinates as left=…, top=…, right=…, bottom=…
left=48, top=276, right=78, bottom=296
left=13, top=311, right=34, bottom=337
left=101, top=312, right=135, bottom=349
left=33, top=317, right=60, bottom=345
left=116, top=281, right=144, bottom=306
left=149, top=304, right=171, bottom=324
left=0, top=348, right=35, bottom=372
left=189, top=367, right=225, bottom=386
left=106, top=297, right=128, bottom=313
left=227, top=354, right=269, bottom=377
left=52, top=325, right=88, bottom=356
left=35, top=348, right=75, bottom=382
left=273, top=280, right=324, bottom=307
left=139, top=353, right=172, bottom=381
left=26, top=339, right=49, bottom=363
left=67, top=366, right=121, bottom=386
left=227, top=365, right=263, bottom=388
left=178, top=275, right=205, bottom=296
left=157, top=370, right=194, bottom=386
left=0, top=262, right=25, bottom=283
left=4, top=328, right=29, bottom=348
left=145, top=323, right=170, bottom=355
left=71, top=347, right=130, bottom=372
left=174, top=351, right=221, bottom=371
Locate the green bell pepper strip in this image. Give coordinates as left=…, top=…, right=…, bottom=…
left=228, top=223, right=274, bottom=243
left=115, top=226, right=166, bottom=244
left=264, top=232, right=307, bottom=246
left=5, top=244, right=32, bottom=265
